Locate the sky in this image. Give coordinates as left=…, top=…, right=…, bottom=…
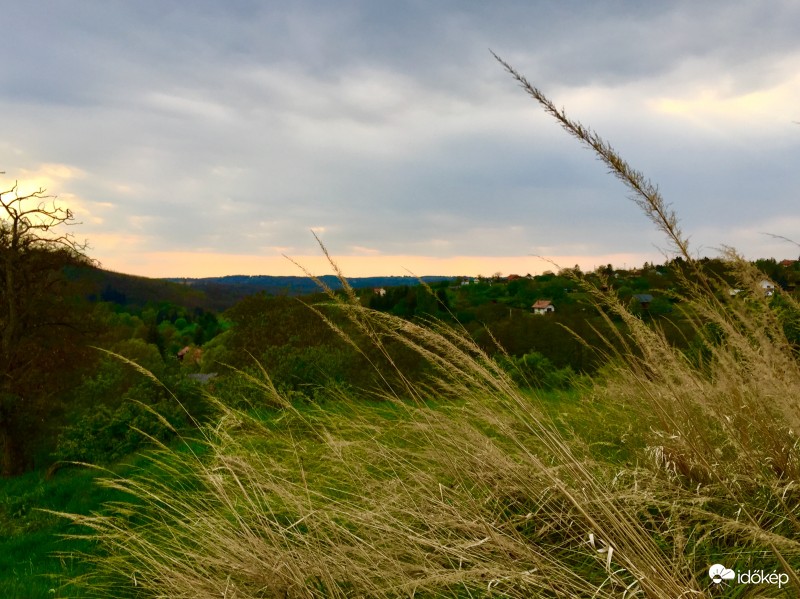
left=2, top=1, right=798, bottom=278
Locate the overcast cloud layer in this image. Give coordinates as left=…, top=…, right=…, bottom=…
left=2, top=1, right=798, bottom=276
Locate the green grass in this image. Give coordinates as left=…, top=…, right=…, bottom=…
left=5, top=368, right=798, bottom=597
left=0, top=466, right=108, bottom=598
left=0, top=440, right=209, bottom=598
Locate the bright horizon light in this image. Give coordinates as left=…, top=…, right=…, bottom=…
left=96, top=250, right=681, bottom=279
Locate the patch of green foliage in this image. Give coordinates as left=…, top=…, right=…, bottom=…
left=0, top=464, right=130, bottom=597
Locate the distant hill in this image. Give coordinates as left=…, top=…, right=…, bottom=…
left=67, top=266, right=456, bottom=312
left=164, top=275, right=456, bottom=310
left=67, top=265, right=211, bottom=310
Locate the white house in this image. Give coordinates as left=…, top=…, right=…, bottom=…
left=532, top=300, right=555, bottom=315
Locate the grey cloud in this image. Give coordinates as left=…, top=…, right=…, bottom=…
left=2, top=0, right=798, bottom=271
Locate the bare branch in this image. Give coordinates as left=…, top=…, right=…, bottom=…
left=1, top=181, right=87, bottom=255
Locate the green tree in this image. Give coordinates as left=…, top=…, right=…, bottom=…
left=0, top=181, right=90, bottom=475
left=224, top=293, right=339, bottom=357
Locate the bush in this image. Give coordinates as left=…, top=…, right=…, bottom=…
left=54, top=384, right=178, bottom=464
left=54, top=345, right=207, bottom=465
left=499, top=351, right=576, bottom=389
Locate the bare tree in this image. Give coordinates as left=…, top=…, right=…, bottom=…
left=0, top=181, right=90, bottom=475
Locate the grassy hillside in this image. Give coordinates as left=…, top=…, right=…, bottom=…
left=0, top=459, right=148, bottom=597
left=57, top=274, right=800, bottom=596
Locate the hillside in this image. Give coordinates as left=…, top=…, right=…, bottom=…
left=67, top=265, right=456, bottom=312
left=164, top=274, right=456, bottom=309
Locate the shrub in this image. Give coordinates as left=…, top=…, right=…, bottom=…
left=498, top=351, right=576, bottom=389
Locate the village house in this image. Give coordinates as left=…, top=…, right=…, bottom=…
left=531, top=300, right=555, bottom=315
left=177, top=346, right=203, bottom=366
left=633, top=294, right=653, bottom=309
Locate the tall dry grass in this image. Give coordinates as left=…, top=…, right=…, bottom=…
left=58, top=58, right=800, bottom=597
left=62, top=338, right=702, bottom=597
left=494, top=53, right=800, bottom=590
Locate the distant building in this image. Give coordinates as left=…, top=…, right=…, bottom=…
left=633, top=294, right=653, bottom=309
left=373, top=288, right=387, bottom=297
left=532, top=300, right=555, bottom=315
left=177, top=346, right=203, bottom=365
left=188, top=373, right=217, bottom=385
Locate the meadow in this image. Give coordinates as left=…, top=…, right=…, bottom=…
left=3, top=58, right=800, bottom=597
